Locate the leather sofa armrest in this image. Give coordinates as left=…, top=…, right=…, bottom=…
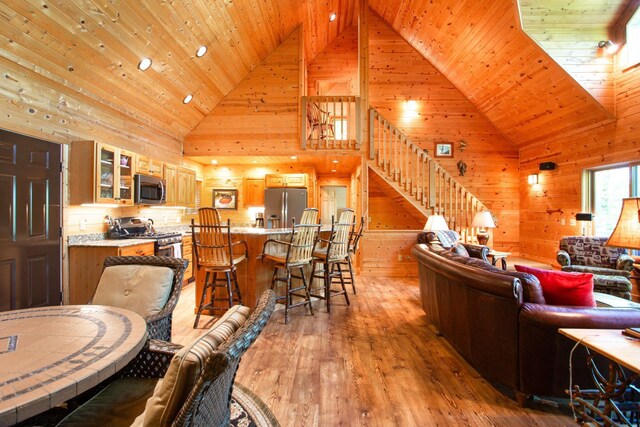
left=617, top=254, right=635, bottom=272
left=556, top=250, right=571, bottom=267
left=520, top=302, right=640, bottom=330
left=462, top=243, right=489, bottom=262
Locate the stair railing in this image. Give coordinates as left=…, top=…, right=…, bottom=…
left=369, top=108, right=488, bottom=243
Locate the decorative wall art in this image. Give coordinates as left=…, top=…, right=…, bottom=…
left=213, top=189, right=238, bottom=210
left=434, top=142, right=454, bottom=158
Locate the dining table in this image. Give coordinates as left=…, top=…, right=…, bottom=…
left=0, top=305, right=147, bottom=425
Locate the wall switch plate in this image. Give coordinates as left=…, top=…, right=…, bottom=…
left=560, top=218, right=565, bottom=225
left=397, top=254, right=403, bottom=261
left=570, top=218, right=576, bottom=226
left=80, top=218, right=87, bottom=231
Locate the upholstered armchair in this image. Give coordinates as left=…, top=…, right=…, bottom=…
left=417, top=230, right=490, bottom=262
left=556, top=236, right=634, bottom=300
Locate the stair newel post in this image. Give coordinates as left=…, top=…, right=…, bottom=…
left=301, top=96, right=308, bottom=149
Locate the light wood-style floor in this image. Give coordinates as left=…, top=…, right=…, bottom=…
left=172, top=275, right=575, bottom=426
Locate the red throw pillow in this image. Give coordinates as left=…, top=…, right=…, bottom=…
left=514, top=265, right=596, bottom=307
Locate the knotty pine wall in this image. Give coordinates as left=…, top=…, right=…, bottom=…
left=368, top=13, right=520, bottom=253
left=519, top=62, right=640, bottom=264
left=307, top=25, right=359, bottom=96
left=183, top=28, right=303, bottom=157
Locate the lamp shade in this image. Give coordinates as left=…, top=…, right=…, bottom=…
left=424, top=215, right=449, bottom=231
left=606, top=197, right=640, bottom=250
left=471, top=211, right=496, bottom=229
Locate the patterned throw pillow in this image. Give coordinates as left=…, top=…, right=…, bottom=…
left=450, top=244, right=470, bottom=257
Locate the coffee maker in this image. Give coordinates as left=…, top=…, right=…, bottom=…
left=255, top=212, right=264, bottom=228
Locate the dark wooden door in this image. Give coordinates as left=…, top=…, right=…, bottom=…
left=0, top=129, right=61, bottom=311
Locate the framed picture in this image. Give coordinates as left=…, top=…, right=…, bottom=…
left=213, top=189, right=238, bottom=210
left=434, top=142, right=454, bottom=158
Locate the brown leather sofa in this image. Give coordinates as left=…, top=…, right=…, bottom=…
left=411, top=243, right=640, bottom=405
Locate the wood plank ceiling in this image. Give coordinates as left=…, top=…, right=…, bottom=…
left=0, top=0, right=627, bottom=152
left=0, top=0, right=356, bottom=147
left=367, top=0, right=618, bottom=148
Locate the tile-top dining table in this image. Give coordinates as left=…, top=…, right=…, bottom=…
left=0, top=305, right=147, bottom=425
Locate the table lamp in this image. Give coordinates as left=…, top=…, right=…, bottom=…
left=606, top=197, right=640, bottom=250
left=471, top=211, right=495, bottom=245
left=424, top=215, right=449, bottom=231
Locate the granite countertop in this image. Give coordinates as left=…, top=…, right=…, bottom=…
left=68, top=238, right=155, bottom=248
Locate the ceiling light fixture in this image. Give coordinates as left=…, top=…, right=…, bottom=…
left=290, top=156, right=298, bottom=160
left=331, top=169, right=337, bottom=172
left=332, top=160, right=339, bottom=164
left=183, top=94, right=193, bottom=104
left=329, top=12, right=337, bottom=22
left=196, top=46, right=208, bottom=57
left=138, top=57, right=152, bottom=71
left=598, top=40, right=618, bottom=55
left=210, top=159, right=218, bottom=164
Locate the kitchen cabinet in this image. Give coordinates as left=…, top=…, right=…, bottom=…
left=163, top=163, right=178, bottom=206
left=245, top=178, right=265, bottom=206
left=177, top=167, right=196, bottom=208
left=137, top=155, right=163, bottom=178
left=264, top=173, right=307, bottom=188
left=70, top=141, right=135, bottom=206
left=182, top=234, right=193, bottom=283
left=68, top=242, right=154, bottom=304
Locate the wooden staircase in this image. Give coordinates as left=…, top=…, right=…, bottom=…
left=368, top=108, right=488, bottom=243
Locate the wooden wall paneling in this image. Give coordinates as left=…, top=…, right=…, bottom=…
left=368, top=170, right=425, bottom=230
left=519, top=63, right=640, bottom=264
left=184, top=28, right=302, bottom=156
left=307, top=25, right=359, bottom=95
left=367, top=1, right=615, bottom=148
left=361, top=231, right=418, bottom=277
left=368, top=13, right=520, bottom=251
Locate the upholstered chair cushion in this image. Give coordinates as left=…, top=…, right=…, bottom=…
left=515, top=265, right=596, bottom=307
left=142, top=304, right=251, bottom=426
left=93, top=265, right=174, bottom=318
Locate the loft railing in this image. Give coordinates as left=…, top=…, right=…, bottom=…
left=301, top=96, right=361, bottom=150
left=369, top=108, right=488, bottom=243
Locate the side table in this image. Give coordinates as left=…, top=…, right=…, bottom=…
left=488, top=250, right=510, bottom=270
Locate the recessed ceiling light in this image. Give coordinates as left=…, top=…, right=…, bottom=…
left=251, top=160, right=258, bottom=164
left=210, top=159, right=218, bottom=164
left=331, top=169, right=337, bottom=172
left=329, top=12, right=336, bottom=22
left=138, top=57, right=152, bottom=71
left=290, top=156, right=297, bottom=160
left=332, top=160, right=339, bottom=163
left=183, top=94, right=193, bottom=104
left=196, top=46, right=207, bottom=57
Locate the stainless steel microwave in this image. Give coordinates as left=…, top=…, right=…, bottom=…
left=134, top=174, right=166, bottom=205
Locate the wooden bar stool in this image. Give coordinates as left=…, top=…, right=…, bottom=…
left=310, top=209, right=355, bottom=312
left=339, top=216, right=364, bottom=294
left=191, top=208, right=247, bottom=328
left=261, top=208, right=320, bottom=324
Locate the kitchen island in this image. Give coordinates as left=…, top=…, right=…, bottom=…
left=191, top=226, right=328, bottom=316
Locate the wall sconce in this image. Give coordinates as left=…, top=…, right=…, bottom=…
left=598, top=40, right=618, bottom=55
left=527, top=174, right=538, bottom=185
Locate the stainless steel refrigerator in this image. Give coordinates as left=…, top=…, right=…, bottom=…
left=264, top=188, right=307, bottom=228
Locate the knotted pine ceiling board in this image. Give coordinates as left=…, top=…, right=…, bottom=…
left=368, top=0, right=615, bottom=148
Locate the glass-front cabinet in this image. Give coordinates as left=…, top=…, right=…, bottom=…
left=95, top=143, right=135, bottom=205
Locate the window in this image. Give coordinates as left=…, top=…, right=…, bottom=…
left=583, top=164, right=640, bottom=236
left=626, top=8, right=640, bottom=67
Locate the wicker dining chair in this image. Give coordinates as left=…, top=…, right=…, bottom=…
left=310, top=209, right=355, bottom=312
left=91, top=255, right=187, bottom=341
left=261, top=208, right=321, bottom=323
left=57, top=290, right=276, bottom=427
left=191, top=208, right=247, bottom=328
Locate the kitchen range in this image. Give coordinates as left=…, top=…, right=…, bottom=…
left=106, top=216, right=183, bottom=257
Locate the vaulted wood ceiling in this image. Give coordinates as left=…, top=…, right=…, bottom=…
left=0, top=0, right=630, bottom=153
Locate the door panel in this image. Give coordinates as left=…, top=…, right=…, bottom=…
left=0, top=129, right=61, bottom=311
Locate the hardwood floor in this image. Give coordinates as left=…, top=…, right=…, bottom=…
left=172, top=276, right=575, bottom=426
